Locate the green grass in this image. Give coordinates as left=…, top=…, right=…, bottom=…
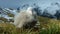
left=38, top=16, right=60, bottom=34
left=0, top=16, right=60, bottom=34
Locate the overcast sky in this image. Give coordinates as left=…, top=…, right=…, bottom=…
left=0, top=0, right=60, bottom=9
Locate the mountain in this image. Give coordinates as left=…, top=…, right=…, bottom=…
left=0, top=8, right=17, bottom=22
left=54, top=10, right=60, bottom=19
left=41, top=2, right=60, bottom=19
left=1, top=2, right=60, bottom=22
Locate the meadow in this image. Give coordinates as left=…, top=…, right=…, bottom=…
left=0, top=16, right=60, bottom=34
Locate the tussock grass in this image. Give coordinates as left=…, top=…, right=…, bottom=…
left=0, top=16, right=60, bottom=34
left=0, top=23, right=16, bottom=34
left=38, top=16, right=60, bottom=34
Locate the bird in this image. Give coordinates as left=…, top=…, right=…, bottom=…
left=13, top=7, right=38, bottom=29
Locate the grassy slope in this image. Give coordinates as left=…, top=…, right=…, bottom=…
left=0, top=16, right=60, bottom=34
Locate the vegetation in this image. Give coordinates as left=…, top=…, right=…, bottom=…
left=0, top=16, right=60, bottom=34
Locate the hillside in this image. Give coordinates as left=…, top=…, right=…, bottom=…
left=0, top=16, right=60, bottom=34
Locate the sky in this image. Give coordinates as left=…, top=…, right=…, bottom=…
left=0, top=0, right=60, bottom=9
left=0, top=0, right=60, bottom=19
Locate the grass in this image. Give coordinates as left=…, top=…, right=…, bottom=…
left=0, top=16, right=60, bottom=34
left=0, top=23, right=16, bottom=34
left=38, top=16, right=60, bottom=34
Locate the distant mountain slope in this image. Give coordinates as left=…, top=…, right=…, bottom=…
left=0, top=2, right=60, bottom=22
